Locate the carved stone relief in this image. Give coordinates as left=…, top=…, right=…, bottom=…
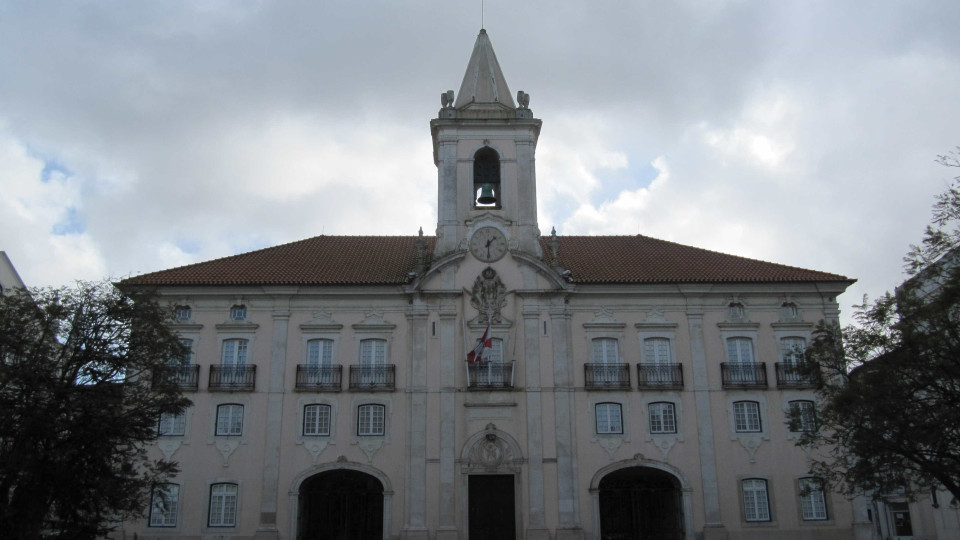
left=470, top=267, right=508, bottom=325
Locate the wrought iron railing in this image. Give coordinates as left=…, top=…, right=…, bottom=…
left=208, top=365, right=256, bottom=391
left=152, top=364, right=200, bottom=390
left=720, top=362, right=767, bottom=388
left=467, top=362, right=515, bottom=389
left=584, top=363, right=631, bottom=389
left=295, top=364, right=343, bottom=392
left=348, top=365, right=396, bottom=391
left=775, top=362, right=819, bottom=388
left=636, top=363, right=684, bottom=389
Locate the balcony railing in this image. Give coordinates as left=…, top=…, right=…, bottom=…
left=775, top=362, right=819, bottom=389
left=584, top=363, right=631, bottom=389
left=721, top=362, right=767, bottom=389
left=467, top=361, right=515, bottom=390
left=208, top=365, right=256, bottom=391
left=348, top=365, right=396, bottom=391
left=636, top=363, right=684, bottom=389
left=152, top=364, right=200, bottom=390
left=295, top=364, right=343, bottom=392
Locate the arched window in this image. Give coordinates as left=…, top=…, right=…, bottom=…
left=788, top=400, right=817, bottom=432
left=595, top=402, right=623, bottom=434
left=780, top=337, right=806, bottom=364
left=742, top=479, right=771, bottom=522
left=358, top=404, right=386, bottom=436
left=307, top=339, right=334, bottom=366
left=208, top=483, right=238, bottom=527
left=215, top=404, right=244, bottom=436
left=473, top=147, right=501, bottom=207
left=149, top=483, right=180, bottom=527
left=799, top=478, right=828, bottom=520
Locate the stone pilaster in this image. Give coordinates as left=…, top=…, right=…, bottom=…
left=550, top=304, right=583, bottom=539
left=256, top=310, right=290, bottom=538
left=402, top=305, right=430, bottom=540
left=523, top=300, right=549, bottom=539
left=437, top=304, right=459, bottom=540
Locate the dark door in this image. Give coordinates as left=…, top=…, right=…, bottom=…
left=468, top=474, right=515, bottom=540
left=299, top=470, right=383, bottom=540
left=599, top=467, right=684, bottom=540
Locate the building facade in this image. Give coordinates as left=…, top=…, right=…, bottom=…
left=119, top=30, right=869, bottom=540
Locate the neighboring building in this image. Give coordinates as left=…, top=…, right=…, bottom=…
left=0, top=251, right=26, bottom=294
left=118, top=30, right=865, bottom=540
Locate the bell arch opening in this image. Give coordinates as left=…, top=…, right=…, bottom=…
left=473, top=147, right=501, bottom=208
left=298, top=469, right=384, bottom=540
left=598, top=466, right=684, bottom=540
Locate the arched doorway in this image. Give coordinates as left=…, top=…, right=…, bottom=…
left=298, top=469, right=383, bottom=540
left=598, top=466, right=684, bottom=540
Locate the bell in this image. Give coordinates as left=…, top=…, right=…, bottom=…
left=477, top=183, right=497, bottom=205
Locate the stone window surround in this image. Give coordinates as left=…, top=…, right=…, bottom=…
left=205, top=480, right=241, bottom=530
left=795, top=476, right=834, bottom=525
left=738, top=475, right=778, bottom=527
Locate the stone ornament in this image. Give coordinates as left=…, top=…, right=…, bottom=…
left=470, top=267, right=507, bottom=325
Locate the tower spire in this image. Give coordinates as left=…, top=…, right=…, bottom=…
left=454, top=29, right=516, bottom=109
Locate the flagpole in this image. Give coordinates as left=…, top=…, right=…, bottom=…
left=462, top=290, right=470, bottom=387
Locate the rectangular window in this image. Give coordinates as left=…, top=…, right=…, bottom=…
left=592, top=338, right=619, bottom=364
left=727, top=337, right=754, bottom=364
left=733, top=401, right=762, bottom=433
left=221, top=339, right=248, bottom=365
left=788, top=400, right=817, bottom=432
left=307, top=339, right=334, bottom=366
left=649, top=402, right=677, bottom=434
left=643, top=338, right=671, bottom=364
left=358, top=404, right=385, bottom=436
left=303, top=404, right=332, bottom=436
left=230, top=305, right=246, bottom=321
left=800, top=478, right=828, bottom=520
left=216, top=404, right=243, bottom=436
left=595, top=403, right=623, bottom=434
left=742, top=479, right=771, bottom=522
left=780, top=337, right=806, bottom=364
left=149, top=483, right=179, bottom=527
left=208, top=483, right=238, bottom=527
left=175, top=305, right=191, bottom=321
left=360, top=339, right=386, bottom=366
left=158, top=411, right=186, bottom=436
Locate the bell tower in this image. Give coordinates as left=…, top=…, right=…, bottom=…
left=431, top=29, right=543, bottom=258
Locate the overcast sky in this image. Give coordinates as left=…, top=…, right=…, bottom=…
left=1, top=1, right=958, bottom=324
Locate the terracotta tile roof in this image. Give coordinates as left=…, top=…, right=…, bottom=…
left=544, top=235, right=853, bottom=284
left=120, top=234, right=852, bottom=287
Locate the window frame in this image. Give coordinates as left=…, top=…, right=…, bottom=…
left=359, top=338, right=387, bottom=367
left=742, top=478, right=772, bottom=522
left=306, top=338, right=335, bottom=366
left=648, top=401, right=677, bottom=434
left=799, top=477, right=829, bottom=521
left=158, top=411, right=186, bottom=436
left=357, top=403, right=386, bottom=436
left=215, top=404, right=244, bottom=436
left=788, top=400, right=817, bottom=433
left=208, top=483, right=239, bottom=528
left=779, top=336, right=807, bottom=365
left=229, top=304, right=247, bottom=321
left=591, top=337, right=620, bottom=364
left=303, top=403, right=332, bottom=437
left=221, top=338, right=249, bottom=366
left=733, top=401, right=762, bottom=433
left=726, top=337, right=755, bottom=364
left=174, top=305, right=191, bottom=321
left=642, top=337, right=672, bottom=365
left=595, top=402, right=624, bottom=435
left=149, top=483, right=180, bottom=528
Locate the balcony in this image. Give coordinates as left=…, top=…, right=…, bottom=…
left=152, top=364, right=200, bottom=390
left=348, top=365, right=396, bottom=391
left=467, top=362, right=515, bottom=390
left=208, top=365, right=256, bottom=391
left=775, top=362, right=820, bottom=389
left=584, top=363, right=631, bottom=390
left=721, top=362, right=767, bottom=389
left=636, top=363, right=684, bottom=389
left=295, top=364, right=343, bottom=392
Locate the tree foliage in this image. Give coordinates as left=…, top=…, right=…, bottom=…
left=801, top=149, right=960, bottom=501
left=0, top=282, right=190, bottom=539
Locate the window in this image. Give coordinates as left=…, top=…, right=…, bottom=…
left=149, top=483, right=179, bottom=527
left=215, top=404, right=243, bottom=436
left=799, top=478, right=828, bottom=520
left=733, top=401, right=762, bottom=433
left=643, top=338, right=671, bottom=364
left=727, top=337, right=754, bottom=364
left=230, top=305, right=246, bottom=321
left=473, top=147, right=500, bottom=207
left=595, top=403, right=623, bottom=434
left=788, top=400, right=817, bottom=432
left=357, top=404, right=385, bottom=436
left=221, top=339, right=248, bottom=366
left=208, top=483, right=238, bottom=527
left=781, top=302, right=799, bottom=319
left=307, top=339, right=334, bottom=366
left=487, top=338, right=504, bottom=364
left=303, top=404, right=332, bottom=436
left=360, top=339, right=386, bottom=367
left=728, top=302, right=745, bottom=319
left=175, top=305, right=191, bottom=321
left=592, top=338, right=619, bottom=364
left=649, top=402, right=677, bottom=434
left=158, top=411, right=186, bottom=436
left=171, top=338, right=193, bottom=366
left=780, top=337, right=806, bottom=364
left=742, top=479, right=771, bottom=522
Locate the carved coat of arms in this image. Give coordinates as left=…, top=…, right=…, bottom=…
left=470, top=267, right=507, bottom=325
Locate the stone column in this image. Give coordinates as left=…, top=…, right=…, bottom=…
left=255, top=309, right=290, bottom=539
left=402, top=304, right=430, bottom=540
left=685, top=298, right=727, bottom=539
left=523, top=299, right=549, bottom=540
left=515, top=131, right=541, bottom=255
left=437, top=304, right=459, bottom=540
left=435, top=134, right=460, bottom=255
left=550, top=304, right=583, bottom=540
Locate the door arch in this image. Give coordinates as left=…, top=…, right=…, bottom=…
left=597, top=466, right=685, bottom=540
left=298, top=469, right=384, bottom=540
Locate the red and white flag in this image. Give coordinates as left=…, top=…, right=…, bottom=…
left=467, top=325, right=492, bottom=363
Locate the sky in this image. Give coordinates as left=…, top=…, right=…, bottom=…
left=1, top=1, right=958, bottom=325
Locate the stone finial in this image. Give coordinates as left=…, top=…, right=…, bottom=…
left=548, top=226, right=560, bottom=265
left=517, top=91, right=530, bottom=109
left=441, top=90, right=454, bottom=108
left=415, top=226, right=428, bottom=273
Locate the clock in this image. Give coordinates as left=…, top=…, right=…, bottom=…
left=469, top=227, right=508, bottom=262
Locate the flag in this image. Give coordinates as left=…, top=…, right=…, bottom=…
left=467, top=325, right=492, bottom=363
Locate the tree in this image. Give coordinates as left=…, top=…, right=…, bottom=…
left=800, top=148, right=960, bottom=501
left=0, top=281, right=190, bottom=539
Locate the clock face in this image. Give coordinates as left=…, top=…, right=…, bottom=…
left=469, top=227, right=508, bottom=262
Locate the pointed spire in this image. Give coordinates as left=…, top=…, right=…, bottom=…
left=455, top=29, right=516, bottom=109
